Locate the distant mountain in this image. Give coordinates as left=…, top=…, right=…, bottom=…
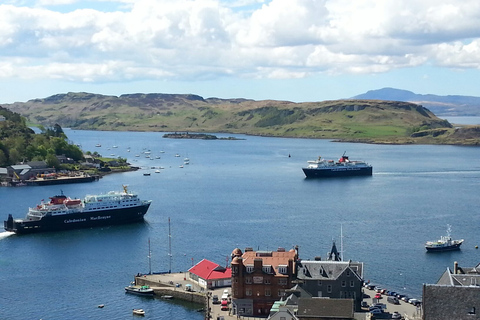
left=3, top=92, right=470, bottom=145
left=352, top=88, right=480, bottom=116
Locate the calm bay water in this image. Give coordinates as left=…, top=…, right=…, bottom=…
left=1, top=128, right=480, bottom=319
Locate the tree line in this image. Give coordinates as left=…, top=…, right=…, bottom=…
left=0, top=106, right=83, bottom=168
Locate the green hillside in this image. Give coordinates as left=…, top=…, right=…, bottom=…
left=4, top=92, right=480, bottom=145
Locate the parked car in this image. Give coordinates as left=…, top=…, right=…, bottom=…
left=361, top=301, right=369, bottom=308
left=375, top=286, right=383, bottom=293
left=365, top=284, right=376, bottom=290
left=221, top=300, right=228, bottom=311
left=374, top=293, right=382, bottom=299
left=387, top=296, right=400, bottom=305
left=212, top=295, right=219, bottom=304
left=370, top=308, right=383, bottom=315
left=392, top=311, right=402, bottom=319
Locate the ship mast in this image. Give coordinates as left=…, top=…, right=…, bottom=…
left=340, top=223, right=344, bottom=261
left=148, top=238, right=152, bottom=275
left=168, top=217, right=172, bottom=274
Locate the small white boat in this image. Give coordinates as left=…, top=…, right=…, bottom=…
left=95, top=144, right=101, bottom=147
left=133, top=308, right=145, bottom=316
left=155, top=170, right=160, bottom=173
left=179, top=165, right=184, bottom=168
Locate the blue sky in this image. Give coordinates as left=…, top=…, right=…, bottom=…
left=1, top=0, right=480, bottom=103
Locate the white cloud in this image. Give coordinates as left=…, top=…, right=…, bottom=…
left=1, top=0, right=480, bottom=85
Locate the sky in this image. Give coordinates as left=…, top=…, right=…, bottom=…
left=1, top=0, right=480, bottom=104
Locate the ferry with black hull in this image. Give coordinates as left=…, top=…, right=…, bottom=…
left=4, top=186, right=152, bottom=234
left=302, top=153, right=372, bottom=178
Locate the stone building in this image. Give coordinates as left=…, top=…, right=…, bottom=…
left=295, top=242, right=364, bottom=311
left=423, top=261, right=480, bottom=320
left=231, top=247, right=298, bottom=317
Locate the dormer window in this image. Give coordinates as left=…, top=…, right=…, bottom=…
left=278, top=265, right=288, bottom=274
left=262, top=265, right=272, bottom=274
left=246, top=265, right=254, bottom=273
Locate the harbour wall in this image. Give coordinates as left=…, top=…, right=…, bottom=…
left=135, top=275, right=206, bottom=305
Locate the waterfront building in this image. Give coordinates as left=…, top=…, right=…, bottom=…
left=423, top=261, right=480, bottom=320
left=231, top=247, right=298, bottom=317
left=188, top=259, right=231, bottom=290
left=295, top=242, right=364, bottom=311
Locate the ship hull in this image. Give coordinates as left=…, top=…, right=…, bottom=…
left=4, top=203, right=151, bottom=234
left=302, top=166, right=373, bottom=178
left=425, top=243, right=462, bottom=252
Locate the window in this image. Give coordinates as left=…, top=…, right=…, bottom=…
left=278, top=278, right=287, bottom=285
left=327, top=285, right=332, bottom=293
left=265, top=288, right=271, bottom=296
left=264, top=278, right=271, bottom=284
left=246, top=289, right=252, bottom=296
left=245, top=277, right=252, bottom=284
left=246, top=265, right=254, bottom=273
left=317, top=280, right=322, bottom=286
left=262, top=265, right=272, bottom=274
left=341, top=280, right=346, bottom=287
left=346, top=270, right=350, bottom=277
left=278, top=265, right=288, bottom=274
left=278, top=290, right=285, bottom=297
left=350, top=280, right=355, bottom=287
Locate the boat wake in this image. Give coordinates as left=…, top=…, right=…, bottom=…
left=0, top=231, right=15, bottom=240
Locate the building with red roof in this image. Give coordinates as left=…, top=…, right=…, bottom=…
left=188, top=259, right=232, bottom=289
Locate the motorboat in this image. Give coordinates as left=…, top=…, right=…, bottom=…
left=133, top=308, right=145, bottom=316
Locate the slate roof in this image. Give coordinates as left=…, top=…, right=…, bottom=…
left=188, top=259, right=231, bottom=280
left=423, top=285, right=480, bottom=320
left=436, top=264, right=480, bottom=287
left=0, top=168, right=7, bottom=175
left=297, top=297, right=354, bottom=318
left=10, top=164, right=31, bottom=170
left=296, top=260, right=363, bottom=281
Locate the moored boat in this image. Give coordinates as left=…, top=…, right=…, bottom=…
left=132, top=308, right=145, bottom=316
left=125, top=285, right=154, bottom=296
left=3, top=185, right=151, bottom=234
left=302, top=153, right=372, bottom=178
left=425, top=225, right=464, bottom=252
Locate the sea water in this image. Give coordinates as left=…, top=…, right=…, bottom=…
left=1, top=129, right=480, bottom=319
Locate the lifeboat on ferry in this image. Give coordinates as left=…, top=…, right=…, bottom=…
left=64, top=199, right=82, bottom=206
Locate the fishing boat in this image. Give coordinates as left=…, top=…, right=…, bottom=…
left=4, top=186, right=151, bottom=234
left=125, top=285, right=154, bottom=296
left=425, top=225, right=464, bottom=252
left=302, top=152, right=372, bottom=178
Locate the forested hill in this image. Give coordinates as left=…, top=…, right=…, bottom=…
left=0, top=106, right=83, bottom=166
left=3, top=92, right=480, bottom=145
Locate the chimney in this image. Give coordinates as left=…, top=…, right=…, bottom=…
left=454, top=261, right=458, bottom=274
